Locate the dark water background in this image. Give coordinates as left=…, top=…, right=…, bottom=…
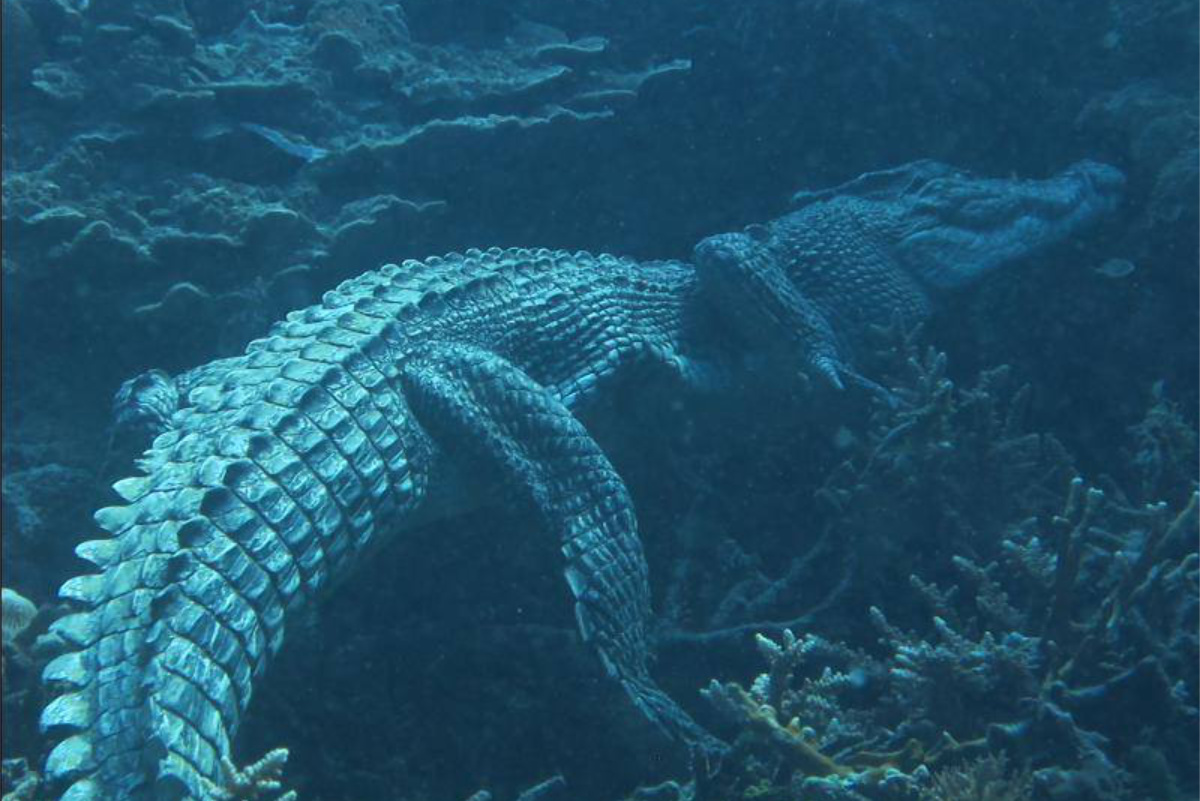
left=3, top=1, right=1197, bottom=799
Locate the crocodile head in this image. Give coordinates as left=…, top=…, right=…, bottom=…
left=693, top=159, right=1125, bottom=389
left=880, top=159, right=1126, bottom=288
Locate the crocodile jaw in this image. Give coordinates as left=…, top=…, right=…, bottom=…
left=893, top=160, right=1126, bottom=288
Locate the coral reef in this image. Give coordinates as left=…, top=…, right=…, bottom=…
left=640, top=329, right=1198, bottom=801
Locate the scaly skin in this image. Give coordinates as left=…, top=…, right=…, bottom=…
left=40, top=161, right=1123, bottom=800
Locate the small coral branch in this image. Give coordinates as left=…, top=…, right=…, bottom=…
left=2, top=587, right=38, bottom=684
left=1106, top=491, right=1198, bottom=627
left=203, top=748, right=297, bottom=801
left=701, top=679, right=850, bottom=778
left=1040, top=477, right=1103, bottom=652
left=753, top=628, right=808, bottom=714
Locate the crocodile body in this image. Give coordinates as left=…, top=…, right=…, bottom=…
left=40, top=160, right=1123, bottom=800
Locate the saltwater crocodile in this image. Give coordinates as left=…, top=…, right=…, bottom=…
left=39, top=159, right=1123, bottom=800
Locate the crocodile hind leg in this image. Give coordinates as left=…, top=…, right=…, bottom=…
left=399, top=344, right=725, bottom=757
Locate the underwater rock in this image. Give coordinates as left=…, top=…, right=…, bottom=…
left=146, top=228, right=244, bottom=283
left=57, top=220, right=149, bottom=279
left=29, top=61, right=86, bottom=105
left=5, top=206, right=89, bottom=256
left=321, top=194, right=446, bottom=277
left=2, top=0, right=44, bottom=93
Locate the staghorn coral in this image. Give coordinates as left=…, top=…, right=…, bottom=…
left=657, top=327, right=1197, bottom=801
left=870, top=607, right=1043, bottom=739
left=920, top=754, right=1031, bottom=801
left=202, top=748, right=296, bottom=801
left=1125, top=382, right=1199, bottom=505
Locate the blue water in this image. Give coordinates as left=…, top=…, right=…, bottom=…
left=2, top=1, right=1196, bottom=800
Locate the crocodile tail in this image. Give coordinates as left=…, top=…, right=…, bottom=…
left=40, top=417, right=340, bottom=799
left=42, top=279, right=434, bottom=798
left=41, top=478, right=253, bottom=800
left=41, top=413, right=318, bottom=799
left=43, top=358, right=424, bottom=797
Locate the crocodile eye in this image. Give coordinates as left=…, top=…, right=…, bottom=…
left=693, top=233, right=755, bottom=271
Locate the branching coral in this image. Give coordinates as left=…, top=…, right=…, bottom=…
left=2, top=587, right=37, bottom=683
left=202, top=748, right=297, bottom=801
left=1125, top=382, right=1199, bottom=504
left=665, top=325, right=1198, bottom=801
left=1, top=588, right=36, bottom=648
left=920, top=754, right=1031, bottom=801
